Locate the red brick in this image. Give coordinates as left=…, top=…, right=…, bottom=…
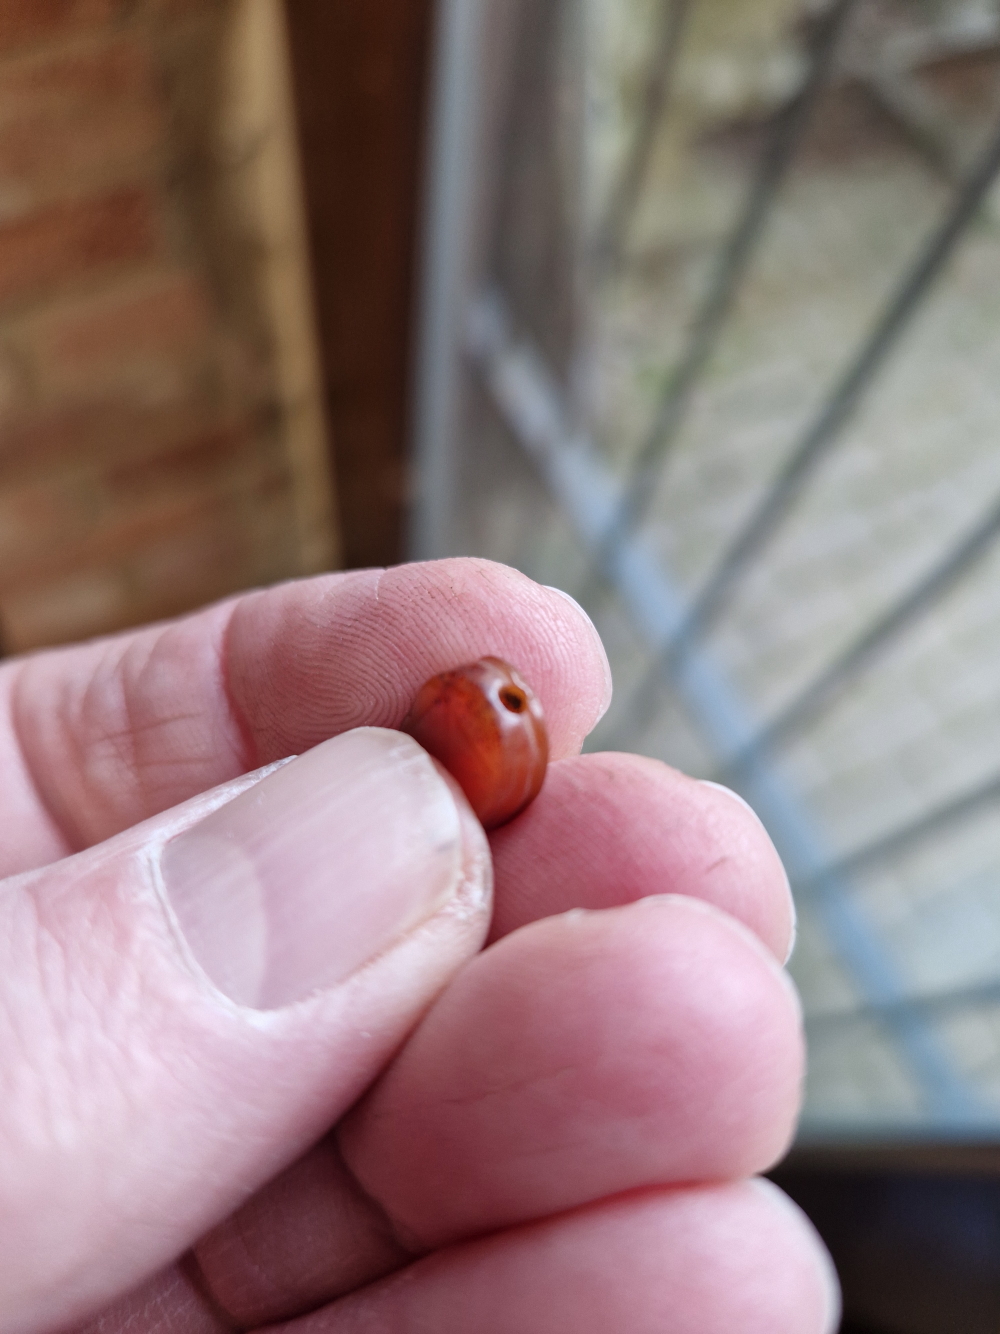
left=0, top=36, right=163, bottom=202
left=130, top=489, right=294, bottom=600
left=102, top=420, right=261, bottom=501
left=0, top=473, right=94, bottom=576
left=0, top=564, right=131, bottom=650
left=0, top=437, right=282, bottom=592
left=0, top=187, right=157, bottom=310
left=0, top=399, right=163, bottom=477
left=138, top=0, right=225, bottom=19
left=0, top=456, right=221, bottom=588
left=0, top=397, right=236, bottom=480
left=0, top=340, right=27, bottom=420
left=0, top=34, right=156, bottom=118
left=0, top=0, right=128, bottom=57
left=0, top=452, right=297, bottom=650
left=0, top=487, right=290, bottom=651
left=0, top=102, right=163, bottom=202
left=28, top=270, right=214, bottom=394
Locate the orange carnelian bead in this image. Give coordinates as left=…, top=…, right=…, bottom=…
left=403, top=657, right=549, bottom=830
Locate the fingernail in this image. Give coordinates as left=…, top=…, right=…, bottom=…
left=697, top=779, right=759, bottom=819
left=544, top=585, right=613, bottom=721
left=784, top=907, right=798, bottom=965
left=698, top=780, right=797, bottom=963
left=159, top=728, right=480, bottom=1009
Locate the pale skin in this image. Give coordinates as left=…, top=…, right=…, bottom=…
left=0, top=558, right=838, bottom=1333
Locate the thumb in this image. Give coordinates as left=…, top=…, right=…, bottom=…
left=0, top=729, right=490, bottom=1334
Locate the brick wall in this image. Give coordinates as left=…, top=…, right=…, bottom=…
left=0, top=0, right=336, bottom=653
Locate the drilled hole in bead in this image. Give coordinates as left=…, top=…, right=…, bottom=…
left=499, top=686, right=527, bottom=713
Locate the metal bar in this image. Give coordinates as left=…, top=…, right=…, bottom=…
left=608, top=110, right=1000, bottom=748
left=846, top=14, right=1000, bottom=184
left=862, top=67, right=966, bottom=184
left=591, top=0, right=692, bottom=275
left=584, top=0, right=857, bottom=585
left=467, top=288, right=982, bottom=1124
left=796, top=1115, right=1000, bottom=1141
left=408, top=0, right=485, bottom=561
left=721, top=491, right=1000, bottom=777
left=804, top=862, right=990, bottom=1126
left=662, top=113, right=1000, bottom=666
left=807, top=977, right=1000, bottom=1035
left=798, top=770, right=1000, bottom=896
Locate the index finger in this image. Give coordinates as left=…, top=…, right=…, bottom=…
left=3, top=559, right=612, bottom=870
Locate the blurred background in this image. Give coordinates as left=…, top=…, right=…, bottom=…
left=3, top=0, right=1000, bottom=1328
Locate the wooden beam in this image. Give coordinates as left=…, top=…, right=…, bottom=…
left=284, top=0, right=435, bottom=568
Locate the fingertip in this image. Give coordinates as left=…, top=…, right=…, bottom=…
left=696, top=779, right=795, bottom=963
left=542, top=585, right=613, bottom=723
left=749, top=1179, right=842, bottom=1334
left=341, top=892, right=806, bottom=1246
left=623, top=891, right=805, bottom=1048
left=423, top=561, right=611, bottom=754
left=269, top=559, right=614, bottom=759
left=618, top=894, right=805, bottom=1173
left=490, top=754, right=795, bottom=962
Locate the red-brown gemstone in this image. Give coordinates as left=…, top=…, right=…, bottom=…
left=402, top=657, right=549, bottom=830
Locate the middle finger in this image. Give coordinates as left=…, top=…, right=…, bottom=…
left=190, top=895, right=802, bottom=1327
left=490, top=751, right=794, bottom=958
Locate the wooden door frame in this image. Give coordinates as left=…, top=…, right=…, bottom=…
left=284, top=0, right=436, bottom=569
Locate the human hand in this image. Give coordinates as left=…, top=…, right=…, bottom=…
left=0, top=558, right=838, bottom=1333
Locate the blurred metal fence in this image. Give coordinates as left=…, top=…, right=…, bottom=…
left=411, top=0, right=1000, bottom=1137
